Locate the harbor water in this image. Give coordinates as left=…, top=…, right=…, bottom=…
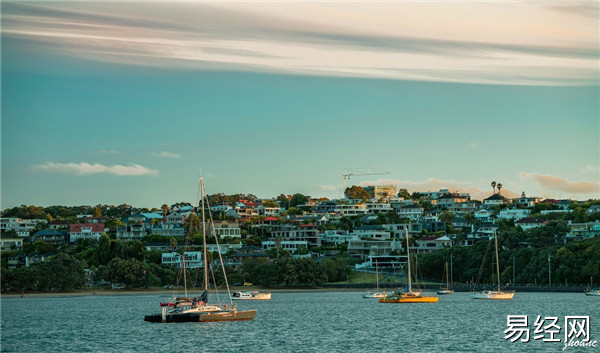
left=1, top=291, right=598, bottom=352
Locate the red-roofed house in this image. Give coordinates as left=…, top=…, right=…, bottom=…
left=415, top=235, right=452, bottom=253
left=69, top=223, right=105, bottom=243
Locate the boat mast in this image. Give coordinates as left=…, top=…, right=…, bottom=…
left=494, top=229, right=501, bottom=292
left=200, top=177, right=209, bottom=292
left=405, top=228, right=412, bottom=293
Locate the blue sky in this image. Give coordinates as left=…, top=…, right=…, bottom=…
left=1, top=1, right=599, bottom=209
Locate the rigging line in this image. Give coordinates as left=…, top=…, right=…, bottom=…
left=202, top=178, right=235, bottom=306
left=475, top=239, right=492, bottom=288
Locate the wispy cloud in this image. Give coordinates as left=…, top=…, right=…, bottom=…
left=152, top=151, right=181, bottom=159
left=467, top=142, right=478, bottom=148
left=580, top=165, right=600, bottom=174
left=2, top=2, right=597, bottom=86
left=319, top=184, right=337, bottom=191
left=520, top=172, right=599, bottom=194
left=33, top=162, right=158, bottom=176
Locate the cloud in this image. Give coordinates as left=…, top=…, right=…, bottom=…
left=520, top=172, right=599, bottom=194
left=580, top=165, right=600, bottom=174
left=152, top=151, right=181, bottom=159
left=319, top=184, right=337, bottom=191
left=360, top=177, right=520, bottom=201
left=33, top=162, right=158, bottom=176
left=467, top=142, right=478, bottom=148
left=2, top=2, right=597, bottom=86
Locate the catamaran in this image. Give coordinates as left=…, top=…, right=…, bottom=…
left=144, top=177, right=257, bottom=322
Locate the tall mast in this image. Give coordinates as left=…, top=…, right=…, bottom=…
left=200, top=177, right=209, bottom=292
left=405, top=228, right=411, bottom=293
left=494, top=229, right=501, bottom=292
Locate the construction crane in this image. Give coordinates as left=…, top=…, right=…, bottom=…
left=342, top=168, right=391, bottom=193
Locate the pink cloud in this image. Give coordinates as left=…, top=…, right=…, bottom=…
left=520, top=172, right=599, bottom=194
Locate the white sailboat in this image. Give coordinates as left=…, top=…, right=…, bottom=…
left=363, top=260, right=384, bottom=298
left=470, top=230, right=515, bottom=300
left=145, top=177, right=257, bottom=322
left=437, top=261, right=454, bottom=295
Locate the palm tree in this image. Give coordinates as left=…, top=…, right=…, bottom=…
left=497, top=183, right=503, bottom=195
left=491, top=181, right=497, bottom=194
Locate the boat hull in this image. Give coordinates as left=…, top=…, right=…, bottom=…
left=584, top=291, right=600, bottom=296
left=437, top=289, right=454, bottom=295
left=470, top=291, right=515, bottom=300
left=230, top=292, right=272, bottom=300
left=144, top=309, right=257, bottom=323
left=379, top=296, right=439, bottom=303
left=362, top=292, right=384, bottom=299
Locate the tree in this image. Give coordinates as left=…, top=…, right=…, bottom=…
left=262, top=200, right=278, bottom=208
left=39, top=253, right=86, bottom=290
left=289, top=193, right=308, bottom=208
left=491, top=181, right=497, bottom=194
left=93, top=205, right=102, bottom=218
left=497, top=183, right=503, bottom=195
left=344, top=185, right=370, bottom=201
left=397, top=189, right=411, bottom=200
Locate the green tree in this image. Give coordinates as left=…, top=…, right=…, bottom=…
left=344, top=186, right=370, bottom=201
left=397, top=189, right=411, bottom=200
left=39, top=253, right=86, bottom=290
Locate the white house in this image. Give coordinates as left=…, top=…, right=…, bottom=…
left=334, top=203, right=368, bottom=216
left=261, top=240, right=308, bottom=254
left=515, top=217, right=547, bottom=231
left=483, top=193, right=506, bottom=206
left=209, top=220, right=241, bottom=238
left=395, top=205, right=424, bottom=220
left=69, top=223, right=105, bottom=243
left=161, top=251, right=203, bottom=268
left=415, top=235, right=452, bottom=253
left=497, top=208, right=531, bottom=221
left=474, top=209, right=493, bottom=222
left=365, top=202, right=393, bottom=214
left=351, top=225, right=390, bottom=240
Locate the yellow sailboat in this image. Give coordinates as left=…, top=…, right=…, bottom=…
left=379, top=229, right=439, bottom=303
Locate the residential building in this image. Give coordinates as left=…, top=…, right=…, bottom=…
left=351, top=225, right=391, bottom=240
left=270, top=224, right=321, bottom=248
left=420, top=219, right=447, bottom=233
left=415, top=235, right=452, bottom=253
left=116, top=223, right=148, bottom=241
left=363, top=185, right=397, bottom=200
left=365, top=202, right=393, bottom=214
left=1, top=217, right=48, bottom=237
left=497, top=208, right=531, bottom=221
left=1, top=238, right=23, bottom=252
left=320, top=230, right=354, bottom=245
left=259, top=206, right=282, bottom=217
left=514, top=193, right=542, bottom=208
left=166, top=213, right=185, bottom=224
left=474, top=209, right=493, bottom=222
left=515, top=217, right=547, bottom=231
left=161, top=251, right=203, bottom=268
left=205, top=243, right=243, bottom=255
left=148, top=223, right=185, bottom=238
left=47, top=220, right=69, bottom=230
left=31, top=230, right=67, bottom=245
left=565, top=220, right=600, bottom=241
left=261, top=240, right=308, bottom=254
left=395, top=205, right=424, bottom=220
left=69, top=223, right=106, bottom=242
left=334, top=203, right=368, bottom=216
left=483, top=193, right=506, bottom=206
left=355, top=254, right=408, bottom=272
left=382, top=223, right=422, bottom=238
left=435, top=193, right=470, bottom=210
left=315, top=201, right=338, bottom=214
left=347, top=238, right=403, bottom=261
left=209, top=219, right=241, bottom=238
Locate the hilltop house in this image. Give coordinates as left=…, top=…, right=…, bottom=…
left=69, top=223, right=105, bottom=243
left=515, top=217, right=547, bottom=231
left=483, top=193, right=506, bottom=206
left=415, top=235, right=452, bottom=253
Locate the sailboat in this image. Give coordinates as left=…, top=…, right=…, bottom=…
left=144, top=177, right=257, bottom=322
left=362, top=260, right=384, bottom=298
left=379, top=229, right=439, bottom=303
left=470, top=230, right=515, bottom=300
left=437, top=261, right=454, bottom=295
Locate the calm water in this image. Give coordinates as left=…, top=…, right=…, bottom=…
left=1, top=291, right=598, bottom=352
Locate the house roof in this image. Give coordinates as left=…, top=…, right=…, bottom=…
left=485, top=194, right=505, bottom=201
left=263, top=217, right=279, bottom=222
left=515, top=217, right=546, bottom=224
left=69, top=223, right=105, bottom=232
left=417, top=235, right=451, bottom=241
left=33, top=230, right=64, bottom=236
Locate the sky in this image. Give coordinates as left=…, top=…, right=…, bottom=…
left=1, top=1, right=599, bottom=209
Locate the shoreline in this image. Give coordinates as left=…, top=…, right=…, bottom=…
left=1, top=284, right=591, bottom=298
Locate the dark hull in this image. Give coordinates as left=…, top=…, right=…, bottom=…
left=144, top=309, right=257, bottom=323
